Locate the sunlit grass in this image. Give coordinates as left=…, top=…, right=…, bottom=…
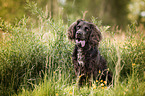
left=0, top=1, right=144, bottom=96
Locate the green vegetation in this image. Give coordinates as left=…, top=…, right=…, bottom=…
left=0, top=1, right=145, bottom=96
left=1, top=0, right=145, bottom=28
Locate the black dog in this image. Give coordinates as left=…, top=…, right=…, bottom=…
left=68, top=19, right=112, bottom=87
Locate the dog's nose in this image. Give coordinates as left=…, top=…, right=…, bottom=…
left=76, top=31, right=82, bottom=36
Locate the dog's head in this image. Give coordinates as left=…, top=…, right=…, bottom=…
left=68, top=19, right=102, bottom=47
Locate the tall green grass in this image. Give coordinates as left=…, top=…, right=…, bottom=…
left=0, top=10, right=73, bottom=95
left=0, top=1, right=144, bottom=96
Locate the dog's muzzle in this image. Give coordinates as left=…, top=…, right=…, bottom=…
left=76, top=40, right=85, bottom=47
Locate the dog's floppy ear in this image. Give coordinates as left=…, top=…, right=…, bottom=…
left=89, top=23, right=102, bottom=46
left=68, top=19, right=83, bottom=40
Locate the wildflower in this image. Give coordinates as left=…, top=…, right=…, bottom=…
left=69, top=91, right=73, bottom=95
left=92, top=84, right=96, bottom=89
left=101, top=83, right=104, bottom=86
left=133, top=87, right=135, bottom=89
left=101, top=87, right=104, bottom=89
left=99, top=70, right=101, bottom=73
left=56, top=93, right=58, bottom=96
left=93, top=86, right=96, bottom=89
left=100, top=80, right=103, bottom=82
left=132, top=63, right=136, bottom=66
left=125, top=46, right=128, bottom=49
left=79, top=74, right=84, bottom=78
left=105, top=86, right=107, bottom=89
left=53, top=72, right=56, bottom=74
left=96, top=80, right=98, bottom=82
left=104, top=81, right=107, bottom=84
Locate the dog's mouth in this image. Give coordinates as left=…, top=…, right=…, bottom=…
left=75, top=38, right=86, bottom=47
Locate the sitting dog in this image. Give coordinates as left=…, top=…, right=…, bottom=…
left=68, top=19, right=112, bottom=87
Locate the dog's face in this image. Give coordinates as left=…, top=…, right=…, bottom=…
left=68, top=19, right=102, bottom=47
left=75, top=20, right=91, bottom=47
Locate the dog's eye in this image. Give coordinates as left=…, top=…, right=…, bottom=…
left=85, top=27, right=89, bottom=31
left=76, top=26, right=81, bottom=30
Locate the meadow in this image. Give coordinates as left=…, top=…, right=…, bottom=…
left=0, top=2, right=144, bottom=96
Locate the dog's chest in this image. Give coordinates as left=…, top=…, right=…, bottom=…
left=77, top=48, right=85, bottom=66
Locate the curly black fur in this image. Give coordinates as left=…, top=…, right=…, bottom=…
left=68, top=19, right=112, bottom=87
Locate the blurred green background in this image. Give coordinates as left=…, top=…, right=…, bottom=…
left=0, top=0, right=145, bottom=28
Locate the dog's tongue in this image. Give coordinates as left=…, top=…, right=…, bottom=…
left=76, top=40, right=85, bottom=47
